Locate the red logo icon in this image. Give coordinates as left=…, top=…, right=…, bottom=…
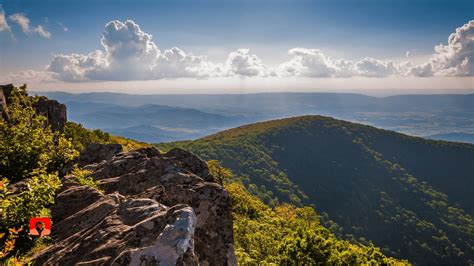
left=29, top=217, right=51, bottom=237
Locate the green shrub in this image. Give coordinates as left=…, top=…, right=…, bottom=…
left=0, top=85, right=76, bottom=260
left=207, top=160, right=233, bottom=184
left=64, top=121, right=147, bottom=152
left=226, top=182, right=409, bottom=265
left=70, top=165, right=101, bottom=191
left=64, top=122, right=112, bottom=151
left=0, top=171, right=60, bottom=259
left=0, top=85, right=78, bottom=182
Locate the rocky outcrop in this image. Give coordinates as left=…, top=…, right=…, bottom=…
left=60, top=143, right=124, bottom=176
left=0, top=84, right=67, bottom=131
left=78, top=143, right=123, bottom=165
left=33, top=146, right=237, bottom=265
left=32, top=96, right=67, bottom=132
left=0, top=84, right=13, bottom=121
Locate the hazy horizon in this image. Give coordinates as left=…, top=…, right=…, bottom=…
left=31, top=87, right=474, bottom=97
left=1, top=0, right=473, bottom=93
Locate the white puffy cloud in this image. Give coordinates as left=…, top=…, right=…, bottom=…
left=225, top=49, right=271, bottom=77
left=154, top=47, right=223, bottom=78
left=19, top=19, right=474, bottom=82
left=98, top=20, right=159, bottom=80
left=47, top=21, right=279, bottom=81
left=0, top=6, right=10, bottom=32
left=354, top=57, right=398, bottom=77
left=432, top=20, right=473, bottom=76
left=278, top=48, right=338, bottom=77
left=48, top=20, right=221, bottom=81
left=332, top=59, right=356, bottom=77
left=278, top=49, right=398, bottom=78
left=277, top=20, right=474, bottom=78
left=0, top=70, right=55, bottom=84
left=8, top=12, right=51, bottom=38
left=409, top=62, right=433, bottom=77
left=101, top=20, right=158, bottom=67
left=411, top=20, right=474, bottom=77
left=48, top=51, right=108, bottom=81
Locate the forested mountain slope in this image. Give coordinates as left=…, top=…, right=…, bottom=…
left=156, top=115, right=474, bottom=265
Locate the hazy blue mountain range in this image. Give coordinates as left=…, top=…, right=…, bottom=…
left=39, top=92, right=474, bottom=143
left=56, top=101, right=249, bottom=142
left=66, top=101, right=233, bottom=129
left=105, top=124, right=203, bottom=143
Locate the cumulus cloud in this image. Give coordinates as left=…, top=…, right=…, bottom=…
left=8, top=12, right=51, bottom=38
left=14, top=19, right=474, bottom=82
left=225, top=49, right=271, bottom=77
left=332, top=59, right=355, bottom=77
left=48, top=20, right=225, bottom=81
left=411, top=20, right=474, bottom=77
left=0, top=70, right=55, bottom=84
left=432, top=20, right=473, bottom=76
left=278, top=49, right=399, bottom=78
left=155, top=47, right=225, bottom=78
left=409, top=62, right=433, bottom=77
left=354, top=57, right=398, bottom=77
left=98, top=20, right=159, bottom=80
left=277, top=20, right=474, bottom=78
left=0, top=6, right=10, bottom=32
left=48, top=51, right=108, bottom=81
left=278, top=48, right=338, bottom=77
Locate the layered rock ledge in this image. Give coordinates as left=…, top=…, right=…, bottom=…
left=33, top=145, right=237, bottom=265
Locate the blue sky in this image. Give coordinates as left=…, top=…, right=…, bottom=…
left=0, top=0, right=473, bottom=93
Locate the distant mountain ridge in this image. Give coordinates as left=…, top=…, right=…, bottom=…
left=156, top=115, right=474, bottom=265
left=105, top=124, right=202, bottom=143
left=40, top=91, right=474, bottom=114
left=59, top=100, right=240, bottom=142
left=426, top=132, right=474, bottom=144
left=40, top=92, right=474, bottom=142
left=73, top=103, right=231, bottom=129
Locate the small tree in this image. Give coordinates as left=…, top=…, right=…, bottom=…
left=207, top=160, right=233, bottom=184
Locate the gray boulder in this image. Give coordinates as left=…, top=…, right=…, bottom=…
left=79, top=143, right=124, bottom=165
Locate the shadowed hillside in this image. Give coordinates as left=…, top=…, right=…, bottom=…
left=156, top=115, right=474, bottom=265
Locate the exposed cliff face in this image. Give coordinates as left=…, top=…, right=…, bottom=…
left=0, top=84, right=12, bottom=121
left=0, top=84, right=67, bottom=131
left=32, top=96, right=67, bottom=132
left=33, top=145, right=236, bottom=265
